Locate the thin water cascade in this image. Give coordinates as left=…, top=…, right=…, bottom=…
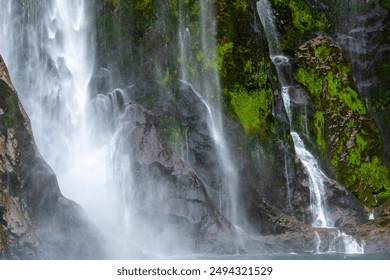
left=256, top=0, right=365, bottom=253
left=257, top=0, right=331, bottom=228
left=291, top=132, right=330, bottom=227
left=177, top=3, right=240, bottom=226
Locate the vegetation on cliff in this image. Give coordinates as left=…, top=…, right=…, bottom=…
left=93, top=0, right=390, bottom=207
left=294, top=36, right=390, bottom=206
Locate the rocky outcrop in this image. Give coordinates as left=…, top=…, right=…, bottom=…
left=335, top=6, right=390, bottom=170
left=109, top=99, right=241, bottom=254
left=350, top=206, right=390, bottom=254
left=0, top=55, right=102, bottom=259
left=294, top=36, right=390, bottom=206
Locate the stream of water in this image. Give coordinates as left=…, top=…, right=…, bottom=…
left=256, top=0, right=364, bottom=253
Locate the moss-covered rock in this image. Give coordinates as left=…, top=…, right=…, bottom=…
left=215, top=1, right=275, bottom=138
left=294, top=36, right=390, bottom=206
left=269, top=0, right=331, bottom=53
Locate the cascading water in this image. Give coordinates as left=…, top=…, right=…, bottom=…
left=177, top=2, right=240, bottom=226
left=256, top=0, right=364, bottom=253
left=256, top=0, right=331, bottom=228
left=0, top=0, right=136, bottom=258
left=1, top=0, right=242, bottom=257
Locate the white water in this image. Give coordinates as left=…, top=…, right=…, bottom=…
left=291, top=132, right=330, bottom=227
left=0, top=0, right=138, bottom=258
left=257, top=0, right=330, bottom=228
left=314, top=230, right=365, bottom=254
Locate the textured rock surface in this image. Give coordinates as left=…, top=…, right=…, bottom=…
left=111, top=100, right=241, bottom=254
left=0, top=55, right=102, bottom=259
left=294, top=36, right=390, bottom=206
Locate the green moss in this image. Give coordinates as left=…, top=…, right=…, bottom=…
left=289, top=1, right=314, bottom=34
left=217, top=41, right=234, bottom=72
left=350, top=157, right=390, bottom=206
left=377, top=62, right=390, bottom=78
left=326, top=73, right=366, bottom=115
left=294, top=36, right=390, bottom=206
left=104, top=0, right=120, bottom=7
left=312, top=111, right=325, bottom=154
left=380, top=0, right=390, bottom=9
left=294, top=68, right=322, bottom=107
left=269, top=0, right=331, bottom=53
left=228, top=85, right=273, bottom=137
left=313, top=45, right=331, bottom=61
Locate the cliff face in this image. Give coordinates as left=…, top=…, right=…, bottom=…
left=89, top=0, right=389, bottom=253
left=0, top=55, right=102, bottom=259
left=1, top=0, right=389, bottom=258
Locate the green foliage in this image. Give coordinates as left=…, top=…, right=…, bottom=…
left=294, top=68, right=322, bottom=107
left=377, top=62, right=390, bottom=78
left=235, top=0, right=248, bottom=10
left=215, top=2, right=275, bottom=138
left=104, top=0, right=120, bottom=7
left=313, top=45, right=331, bottom=61
left=348, top=157, right=390, bottom=206
left=162, top=68, right=171, bottom=87
left=217, top=42, right=234, bottom=72
left=380, top=0, right=390, bottom=9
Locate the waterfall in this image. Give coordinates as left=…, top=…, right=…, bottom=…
left=177, top=3, right=240, bottom=226
left=256, top=0, right=364, bottom=252
left=256, top=0, right=331, bottom=228
left=0, top=0, right=135, bottom=258
left=291, top=132, right=330, bottom=227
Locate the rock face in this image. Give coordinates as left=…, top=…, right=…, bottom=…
left=294, top=36, right=390, bottom=206
left=110, top=96, right=240, bottom=254
left=0, top=55, right=102, bottom=259
left=335, top=5, right=390, bottom=169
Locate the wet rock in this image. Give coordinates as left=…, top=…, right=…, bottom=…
left=112, top=102, right=242, bottom=254
left=343, top=206, right=390, bottom=254
left=0, top=55, right=103, bottom=259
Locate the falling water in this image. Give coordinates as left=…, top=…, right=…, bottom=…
left=256, top=0, right=365, bottom=252
left=256, top=0, right=331, bottom=228
left=0, top=0, right=135, bottom=258
left=178, top=3, right=240, bottom=226
left=291, top=132, right=330, bottom=227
